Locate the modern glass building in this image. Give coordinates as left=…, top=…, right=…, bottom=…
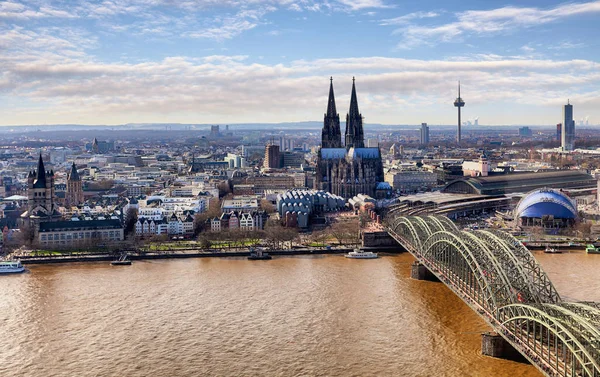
left=561, top=101, right=575, bottom=151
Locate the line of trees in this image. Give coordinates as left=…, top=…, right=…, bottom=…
left=329, top=218, right=361, bottom=247
left=195, top=219, right=300, bottom=250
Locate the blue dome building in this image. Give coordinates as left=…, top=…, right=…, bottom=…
left=515, top=188, right=578, bottom=228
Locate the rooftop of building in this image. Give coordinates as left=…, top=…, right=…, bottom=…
left=515, top=188, right=578, bottom=219
left=320, top=147, right=381, bottom=160
left=39, top=219, right=122, bottom=232
left=443, top=170, right=595, bottom=195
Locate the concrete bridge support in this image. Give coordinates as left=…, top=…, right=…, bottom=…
left=481, top=332, right=527, bottom=363
left=410, top=262, right=439, bottom=281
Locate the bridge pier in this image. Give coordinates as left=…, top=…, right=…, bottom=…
left=481, top=332, right=527, bottom=363
left=410, top=262, right=439, bottom=282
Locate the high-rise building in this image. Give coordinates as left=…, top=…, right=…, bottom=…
left=367, top=138, right=378, bottom=148
left=281, top=151, right=304, bottom=168
left=209, top=125, right=220, bottom=138
left=561, top=101, right=575, bottom=151
left=420, top=123, right=430, bottom=145
left=519, top=127, right=532, bottom=137
left=556, top=123, right=562, bottom=142
left=264, top=144, right=281, bottom=169
left=66, top=162, right=83, bottom=207
left=225, top=153, right=245, bottom=168
left=453, top=81, right=465, bottom=144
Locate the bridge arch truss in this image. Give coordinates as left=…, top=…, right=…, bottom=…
left=385, top=215, right=600, bottom=377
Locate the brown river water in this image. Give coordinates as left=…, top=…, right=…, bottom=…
left=1, top=251, right=598, bottom=377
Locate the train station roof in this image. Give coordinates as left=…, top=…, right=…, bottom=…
left=442, top=170, right=595, bottom=195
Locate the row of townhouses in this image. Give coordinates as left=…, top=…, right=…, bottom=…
left=135, top=213, right=195, bottom=237
left=208, top=210, right=268, bottom=232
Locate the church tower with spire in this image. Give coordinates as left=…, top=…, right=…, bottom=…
left=66, top=162, right=84, bottom=207
left=321, top=77, right=342, bottom=148
left=22, top=153, right=61, bottom=230
left=344, top=77, right=364, bottom=148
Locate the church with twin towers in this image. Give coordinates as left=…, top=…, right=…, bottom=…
left=315, top=77, right=385, bottom=199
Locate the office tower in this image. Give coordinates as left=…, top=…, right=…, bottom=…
left=420, top=123, right=430, bottom=145
left=209, top=125, right=220, bottom=138
left=556, top=123, right=562, bottom=142
left=264, top=144, right=281, bottom=169
left=519, top=127, right=532, bottom=137
left=561, top=101, right=575, bottom=151
left=453, top=81, right=465, bottom=144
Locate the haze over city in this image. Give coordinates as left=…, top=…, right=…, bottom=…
left=3, top=2, right=600, bottom=377
left=1, top=0, right=599, bottom=126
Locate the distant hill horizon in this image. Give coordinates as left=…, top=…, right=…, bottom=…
left=0, top=122, right=591, bottom=132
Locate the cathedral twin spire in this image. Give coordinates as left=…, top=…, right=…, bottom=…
left=322, top=77, right=342, bottom=148
left=345, top=77, right=364, bottom=148
left=322, top=77, right=364, bottom=149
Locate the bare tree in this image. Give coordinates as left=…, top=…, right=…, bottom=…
left=217, top=181, right=231, bottom=198
left=310, top=230, right=329, bottom=248
left=264, top=220, right=286, bottom=250
left=124, top=207, right=138, bottom=236
left=280, top=227, right=299, bottom=249
left=15, top=221, right=34, bottom=246
left=330, top=219, right=360, bottom=246
left=194, top=198, right=222, bottom=235
left=197, top=234, right=212, bottom=249
left=575, top=221, right=592, bottom=239
left=260, top=199, right=276, bottom=214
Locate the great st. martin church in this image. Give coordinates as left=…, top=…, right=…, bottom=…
left=315, top=78, right=384, bottom=199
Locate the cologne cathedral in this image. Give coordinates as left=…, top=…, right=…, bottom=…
left=315, top=78, right=384, bottom=199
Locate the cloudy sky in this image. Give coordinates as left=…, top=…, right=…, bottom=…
left=0, top=0, right=599, bottom=126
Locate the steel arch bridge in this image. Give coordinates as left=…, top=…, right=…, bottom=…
left=386, top=215, right=600, bottom=377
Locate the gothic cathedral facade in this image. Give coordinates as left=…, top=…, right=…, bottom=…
left=315, top=78, right=384, bottom=199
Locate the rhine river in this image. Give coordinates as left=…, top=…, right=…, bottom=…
left=1, top=252, right=599, bottom=377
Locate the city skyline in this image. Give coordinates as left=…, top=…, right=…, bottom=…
left=0, top=0, right=599, bottom=126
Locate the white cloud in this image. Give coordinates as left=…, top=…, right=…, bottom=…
left=0, top=0, right=393, bottom=42
left=388, top=1, right=600, bottom=48
left=0, top=1, right=77, bottom=20
left=335, top=0, right=389, bottom=11
left=521, top=45, right=535, bottom=53
left=380, top=11, right=439, bottom=26
left=548, top=41, right=586, bottom=50
left=0, top=1, right=598, bottom=125
left=1, top=26, right=599, bottom=126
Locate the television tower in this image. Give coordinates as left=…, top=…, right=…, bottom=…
left=453, top=81, right=465, bottom=144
